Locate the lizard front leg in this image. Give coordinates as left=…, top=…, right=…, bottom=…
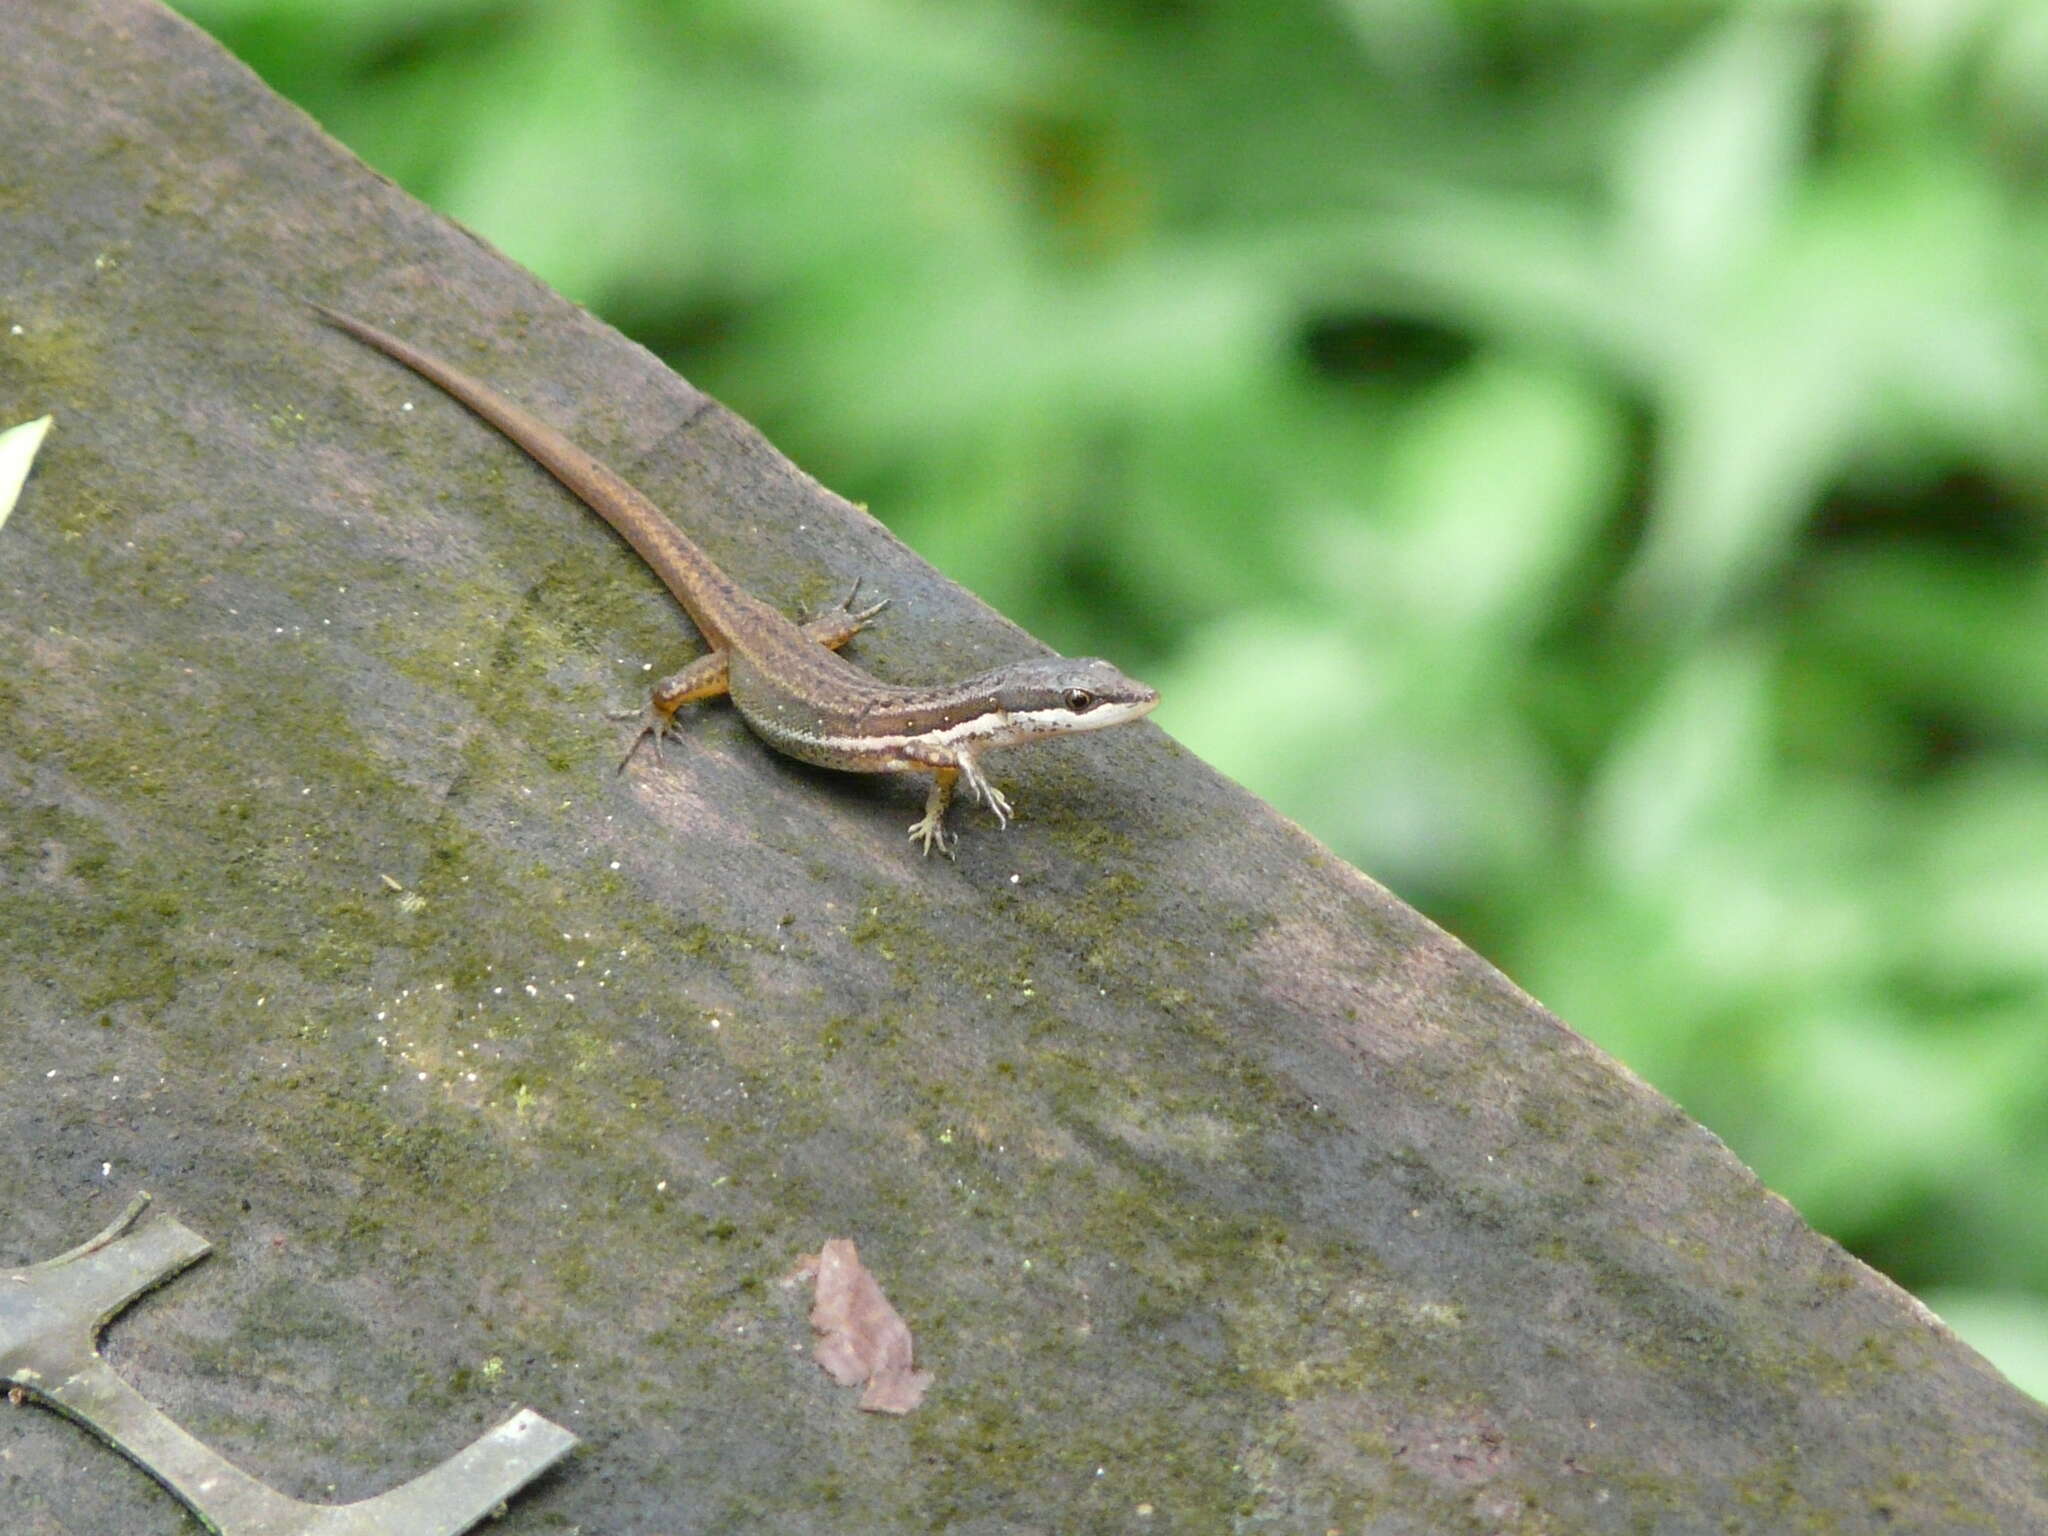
left=907, top=765, right=960, bottom=857
left=956, top=749, right=1012, bottom=827
left=906, top=749, right=1012, bottom=857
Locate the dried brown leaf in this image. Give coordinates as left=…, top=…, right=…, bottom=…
left=802, top=1237, right=932, bottom=1415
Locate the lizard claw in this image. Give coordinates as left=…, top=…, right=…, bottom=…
left=836, top=576, right=890, bottom=627
left=908, top=814, right=957, bottom=858
left=958, top=756, right=1012, bottom=829
left=613, top=703, right=677, bottom=774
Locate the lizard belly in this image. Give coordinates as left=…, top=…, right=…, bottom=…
left=727, top=673, right=926, bottom=775
left=726, top=654, right=972, bottom=777
left=736, top=697, right=913, bottom=773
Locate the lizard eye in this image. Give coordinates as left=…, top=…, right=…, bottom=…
left=1062, top=687, right=1097, bottom=713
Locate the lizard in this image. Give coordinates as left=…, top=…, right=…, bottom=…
left=313, top=305, right=1159, bottom=855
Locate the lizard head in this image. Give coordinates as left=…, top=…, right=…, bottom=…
left=970, top=656, right=1160, bottom=744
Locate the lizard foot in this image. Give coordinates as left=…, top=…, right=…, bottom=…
left=907, top=809, right=957, bottom=859
left=836, top=576, right=891, bottom=629
left=958, top=757, right=1013, bottom=829
left=611, top=704, right=680, bottom=774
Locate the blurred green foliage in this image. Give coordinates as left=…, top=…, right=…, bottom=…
left=174, top=0, right=2048, bottom=1399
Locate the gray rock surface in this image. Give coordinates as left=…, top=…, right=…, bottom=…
left=2, top=3, right=2044, bottom=1531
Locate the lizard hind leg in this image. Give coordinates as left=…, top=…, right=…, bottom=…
left=615, top=575, right=885, bottom=777
left=615, top=649, right=732, bottom=773
left=802, top=578, right=890, bottom=651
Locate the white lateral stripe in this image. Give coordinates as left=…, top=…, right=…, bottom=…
left=765, top=699, right=1155, bottom=761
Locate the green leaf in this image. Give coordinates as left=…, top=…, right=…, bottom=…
left=1612, top=12, right=1820, bottom=296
